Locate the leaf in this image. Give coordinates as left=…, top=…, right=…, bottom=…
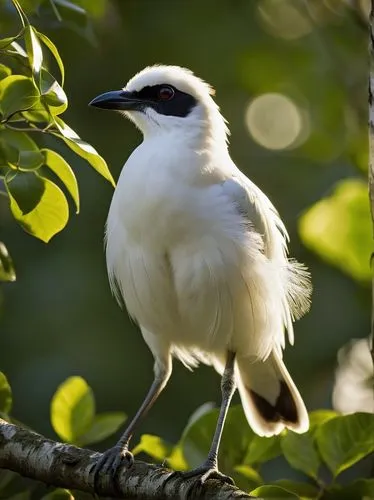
left=166, top=445, right=188, bottom=471
left=53, top=117, right=115, bottom=186
left=181, top=405, right=254, bottom=472
left=17, top=150, right=44, bottom=170
left=309, top=409, right=339, bottom=428
left=281, top=429, right=321, bottom=480
left=132, top=434, right=173, bottom=462
left=6, top=170, right=45, bottom=214
left=299, top=179, right=373, bottom=282
left=324, top=480, right=374, bottom=500
left=233, top=464, right=262, bottom=485
left=0, top=76, right=39, bottom=120
left=0, top=242, right=16, bottom=282
left=315, top=412, right=374, bottom=478
left=0, top=128, right=41, bottom=168
left=40, top=488, right=74, bottom=499
left=0, top=64, right=12, bottom=79
left=51, top=376, right=95, bottom=443
left=0, top=37, right=19, bottom=50
left=250, top=485, right=299, bottom=498
left=274, top=480, right=319, bottom=498
left=0, top=372, right=12, bottom=414
left=78, top=412, right=126, bottom=446
left=36, top=31, right=65, bottom=86
left=40, top=70, right=67, bottom=115
left=244, top=434, right=281, bottom=465
left=24, top=26, right=43, bottom=86
left=6, top=493, right=30, bottom=500
left=8, top=175, right=69, bottom=242
left=42, top=149, right=79, bottom=212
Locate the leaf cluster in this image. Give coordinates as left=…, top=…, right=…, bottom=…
left=1, top=373, right=373, bottom=499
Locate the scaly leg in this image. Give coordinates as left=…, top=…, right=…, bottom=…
left=178, top=351, right=236, bottom=484
left=93, top=358, right=171, bottom=479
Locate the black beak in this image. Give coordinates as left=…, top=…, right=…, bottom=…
left=89, top=90, right=142, bottom=111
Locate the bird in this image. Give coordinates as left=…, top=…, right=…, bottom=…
left=89, top=65, right=312, bottom=484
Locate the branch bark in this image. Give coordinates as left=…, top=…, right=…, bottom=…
left=0, top=419, right=253, bottom=500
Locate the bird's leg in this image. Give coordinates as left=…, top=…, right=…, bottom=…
left=93, top=358, right=171, bottom=480
left=177, top=351, right=236, bottom=485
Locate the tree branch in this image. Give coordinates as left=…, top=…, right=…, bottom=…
left=0, top=419, right=253, bottom=499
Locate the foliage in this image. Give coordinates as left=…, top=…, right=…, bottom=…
left=0, top=0, right=114, bottom=250
left=1, top=372, right=373, bottom=499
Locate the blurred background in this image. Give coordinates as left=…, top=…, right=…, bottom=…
left=0, top=0, right=372, bottom=461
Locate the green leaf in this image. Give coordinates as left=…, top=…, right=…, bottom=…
left=51, top=376, right=95, bottom=443
left=0, top=128, right=42, bottom=169
left=6, top=493, right=30, bottom=500
left=233, top=464, right=262, bottom=487
left=0, top=76, right=39, bottom=120
left=18, top=0, right=43, bottom=14
left=0, top=242, right=16, bottom=282
left=165, top=445, right=188, bottom=471
left=0, top=372, right=12, bottom=414
left=315, top=412, right=374, bottom=478
left=24, top=26, right=43, bottom=86
left=40, top=488, right=74, bottom=499
left=250, top=485, right=299, bottom=498
left=244, top=434, right=281, bottom=466
left=78, top=412, right=126, bottom=446
left=40, top=70, right=67, bottom=115
left=281, top=429, right=321, bottom=480
left=274, top=480, right=319, bottom=498
left=181, top=405, right=254, bottom=472
left=132, top=434, right=173, bottom=462
left=8, top=175, right=69, bottom=242
left=42, top=149, right=79, bottom=212
left=0, top=64, right=12, bottom=79
left=6, top=170, right=45, bottom=214
left=53, top=117, right=115, bottom=187
left=0, top=37, right=19, bottom=50
left=309, top=409, right=339, bottom=428
left=324, top=480, right=374, bottom=500
left=36, top=31, right=65, bottom=86
left=299, top=179, right=373, bottom=282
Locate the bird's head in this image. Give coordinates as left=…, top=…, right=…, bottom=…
left=89, top=65, right=228, bottom=145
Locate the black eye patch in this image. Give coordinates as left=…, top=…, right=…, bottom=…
left=132, top=84, right=197, bottom=117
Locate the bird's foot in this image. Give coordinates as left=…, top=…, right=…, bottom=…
left=93, top=445, right=134, bottom=483
left=171, top=461, right=234, bottom=486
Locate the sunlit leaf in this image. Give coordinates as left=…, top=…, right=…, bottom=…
left=40, top=70, right=67, bottom=115
left=78, top=412, right=126, bottom=446
left=40, top=488, right=74, bottom=499
left=166, top=445, right=188, bottom=471
left=53, top=117, right=115, bottom=186
left=51, top=376, right=95, bottom=443
left=0, top=37, right=19, bottom=50
left=8, top=175, right=69, bottom=242
left=0, top=242, right=16, bottom=282
left=250, top=485, right=299, bottom=498
left=273, top=480, right=319, bottom=498
left=0, top=75, right=39, bottom=120
left=6, top=170, right=45, bottom=214
left=0, top=128, right=41, bottom=169
left=315, top=412, right=374, bottom=478
left=299, top=179, right=372, bottom=282
left=0, top=372, right=12, bottom=414
left=42, top=149, right=79, bottom=212
left=243, top=434, right=281, bottom=465
left=233, top=464, right=262, bottom=487
left=36, top=31, right=65, bottom=86
left=132, top=434, right=173, bottom=462
left=281, top=430, right=320, bottom=480
left=24, top=25, right=43, bottom=86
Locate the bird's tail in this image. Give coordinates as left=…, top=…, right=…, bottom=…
left=235, top=349, right=309, bottom=436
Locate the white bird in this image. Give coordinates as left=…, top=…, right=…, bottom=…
left=89, top=65, right=312, bottom=483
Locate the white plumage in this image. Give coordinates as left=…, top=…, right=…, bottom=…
left=102, top=65, right=311, bottom=441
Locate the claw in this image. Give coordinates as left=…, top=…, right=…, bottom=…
left=93, top=446, right=134, bottom=485
left=171, top=463, right=234, bottom=486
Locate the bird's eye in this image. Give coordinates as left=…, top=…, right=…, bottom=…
left=158, top=86, right=174, bottom=101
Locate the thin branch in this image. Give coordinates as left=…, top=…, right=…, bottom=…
left=0, top=419, right=252, bottom=500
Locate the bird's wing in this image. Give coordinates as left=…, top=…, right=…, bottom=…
left=222, top=174, right=311, bottom=348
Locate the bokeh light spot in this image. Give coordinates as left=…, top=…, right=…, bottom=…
left=245, top=93, right=304, bottom=150
left=258, top=0, right=312, bottom=40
